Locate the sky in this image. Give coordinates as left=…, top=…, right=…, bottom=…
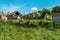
left=0, top=0, right=60, bottom=14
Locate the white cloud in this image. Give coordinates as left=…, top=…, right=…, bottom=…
left=8, top=6, right=19, bottom=12
left=31, top=7, right=38, bottom=11
left=0, top=5, right=20, bottom=13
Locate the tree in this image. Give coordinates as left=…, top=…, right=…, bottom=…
left=14, top=11, right=20, bottom=15
left=52, top=5, right=60, bottom=13
left=38, top=8, right=50, bottom=19
left=38, top=10, right=42, bottom=13
left=24, top=14, right=33, bottom=19
left=42, top=8, right=50, bottom=14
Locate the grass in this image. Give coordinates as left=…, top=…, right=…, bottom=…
left=0, top=20, right=60, bottom=40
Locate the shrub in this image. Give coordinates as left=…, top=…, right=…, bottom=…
left=44, top=22, right=52, bottom=27
left=39, top=21, right=45, bottom=27
left=19, top=20, right=53, bottom=28
left=44, top=22, right=52, bottom=29
left=28, top=20, right=39, bottom=27
left=7, top=20, right=14, bottom=25
left=19, top=20, right=39, bottom=27
left=19, top=20, right=27, bottom=25
left=25, top=21, right=29, bottom=25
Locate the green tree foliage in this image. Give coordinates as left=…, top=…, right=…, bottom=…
left=38, top=10, right=42, bottom=13
left=42, top=8, right=50, bottom=14
left=14, top=11, right=20, bottom=15
left=38, top=8, right=50, bottom=19
left=24, top=14, right=33, bottom=19
left=52, top=5, right=60, bottom=13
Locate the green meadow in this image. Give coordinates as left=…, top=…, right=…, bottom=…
left=0, top=20, right=60, bottom=40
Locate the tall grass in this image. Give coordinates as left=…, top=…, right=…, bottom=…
left=0, top=20, right=60, bottom=40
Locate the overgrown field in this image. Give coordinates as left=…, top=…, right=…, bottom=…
left=0, top=20, right=60, bottom=40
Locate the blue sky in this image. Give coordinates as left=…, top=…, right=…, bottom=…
left=0, top=0, right=60, bottom=14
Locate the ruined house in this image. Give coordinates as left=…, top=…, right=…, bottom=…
left=0, top=11, right=22, bottom=21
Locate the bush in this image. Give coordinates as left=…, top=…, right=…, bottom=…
left=7, top=20, right=14, bottom=25
left=19, top=20, right=39, bottom=27
left=28, top=20, right=39, bottom=27
left=44, top=22, right=52, bottom=27
left=38, top=20, right=53, bottom=30
left=19, top=20, right=53, bottom=28
left=19, top=20, right=27, bottom=25
left=39, top=21, right=45, bottom=27
left=3, top=20, right=54, bottom=29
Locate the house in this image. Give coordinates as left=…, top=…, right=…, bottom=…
left=52, top=13, right=60, bottom=22
left=0, top=11, right=8, bottom=22
left=23, top=12, right=41, bottom=19
left=12, top=11, right=22, bottom=20
left=47, top=15, right=52, bottom=20
left=7, top=13, right=14, bottom=19
left=29, top=12, right=41, bottom=17
left=45, top=13, right=49, bottom=19
left=0, top=11, right=22, bottom=22
left=45, top=13, right=52, bottom=20
left=7, top=11, right=22, bottom=20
